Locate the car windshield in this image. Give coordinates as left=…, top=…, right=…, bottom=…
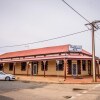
left=0, top=71, right=6, bottom=75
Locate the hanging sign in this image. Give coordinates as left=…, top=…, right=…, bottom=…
left=69, top=45, right=82, bottom=52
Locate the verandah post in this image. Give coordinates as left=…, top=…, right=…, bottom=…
left=27, top=62, right=29, bottom=76
left=97, top=60, right=100, bottom=78
left=64, top=59, right=67, bottom=80
left=3, top=63, right=5, bottom=72
left=13, top=62, right=16, bottom=75
left=43, top=60, right=46, bottom=77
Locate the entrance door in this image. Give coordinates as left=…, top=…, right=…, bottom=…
left=72, top=64, right=77, bottom=76
left=33, top=64, right=37, bottom=75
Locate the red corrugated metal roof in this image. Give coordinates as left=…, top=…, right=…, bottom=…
left=0, top=44, right=91, bottom=59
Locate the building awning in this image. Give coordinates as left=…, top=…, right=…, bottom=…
left=0, top=55, right=92, bottom=63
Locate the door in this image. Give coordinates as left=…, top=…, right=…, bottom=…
left=72, top=64, right=77, bottom=76
left=33, top=64, right=37, bottom=75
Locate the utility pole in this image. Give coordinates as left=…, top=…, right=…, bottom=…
left=86, top=20, right=100, bottom=82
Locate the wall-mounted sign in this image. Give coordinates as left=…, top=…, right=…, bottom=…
left=69, top=45, right=82, bottom=52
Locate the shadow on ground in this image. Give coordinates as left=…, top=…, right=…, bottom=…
left=0, top=95, right=13, bottom=100
left=0, top=81, right=48, bottom=94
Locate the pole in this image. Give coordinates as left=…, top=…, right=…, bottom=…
left=64, top=59, right=67, bottom=80
left=92, top=23, right=96, bottom=82
left=85, top=20, right=100, bottom=82
left=13, top=62, right=16, bottom=75
left=43, top=61, right=46, bottom=77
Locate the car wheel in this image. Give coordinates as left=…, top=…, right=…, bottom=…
left=5, top=76, right=10, bottom=81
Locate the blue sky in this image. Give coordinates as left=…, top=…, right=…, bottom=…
left=0, top=0, right=100, bottom=57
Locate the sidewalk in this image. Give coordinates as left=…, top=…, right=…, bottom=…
left=15, top=75, right=100, bottom=84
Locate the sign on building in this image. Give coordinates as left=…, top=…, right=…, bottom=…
left=69, top=45, right=82, bottom=52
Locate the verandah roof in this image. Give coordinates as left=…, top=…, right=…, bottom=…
left=0, top=55, right=92, bottom=63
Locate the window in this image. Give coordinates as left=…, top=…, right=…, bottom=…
left=68, top=60, right=72, bottom=74
left=56, top=60, right=64, bottom=71
left=9, top=63, right=13, bottom=71
left=21, top=62, right=26, bottom=71
left=41, top=61, right=48, bottom=71
left=0, top=64, right=3, bottom=70
left=82, top=60, right=86, bottom=71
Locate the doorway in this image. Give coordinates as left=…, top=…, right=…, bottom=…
left=72, top=64, right=77, bottom=76
left=32, top=62, right=38, bottom=75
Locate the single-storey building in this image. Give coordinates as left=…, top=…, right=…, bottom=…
left=0, top=44, right=99, bottom=79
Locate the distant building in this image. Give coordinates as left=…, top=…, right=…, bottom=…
left=0, top=44, right=99, bottom=79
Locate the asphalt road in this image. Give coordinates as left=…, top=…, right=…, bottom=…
left=0, top=81, right=100, bottom=100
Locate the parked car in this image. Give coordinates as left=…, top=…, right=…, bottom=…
left=0, top=71, right=15, bottom=81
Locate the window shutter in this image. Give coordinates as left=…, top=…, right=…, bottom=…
left=45, top=61, right=48, bottom=71
left=68, top=60, right=72, bottom=74
left=77, top=60, right=81, bottom=74
left=62, top=60, right=64, bottom=70
left=41, top=61, right=44, bottom=71
left=21, top=62, right=26, bottom=71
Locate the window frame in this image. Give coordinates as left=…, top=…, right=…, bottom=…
left=82, top=60, right=86, bottom=71
left=21, top=62, right=26, bottom=71
left=41, top=61, right=48, bottom=71
left=56, top=60, right=64, bottom=71
left=0, top=64, right=3, bottom=71
left=9, top=63, right=13, bottom=71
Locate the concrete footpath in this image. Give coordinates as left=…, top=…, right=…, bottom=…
left=16, top=75, right=100, bottom=84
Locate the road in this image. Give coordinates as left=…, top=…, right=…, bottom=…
left=0, top=81, right=100, bottom=100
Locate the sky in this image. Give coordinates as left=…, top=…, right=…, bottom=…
left=0, top=0, right=100, bottom=57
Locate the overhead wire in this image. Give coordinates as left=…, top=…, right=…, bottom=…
left=0, top=29, right=89, bottom=49
left=62, top=0, right=98, bottom=29
left=0, top=0, right=96, bottom=49
left=62, top=0, right=90, bottom=23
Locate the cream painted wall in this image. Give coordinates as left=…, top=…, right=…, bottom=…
left=3, top=59, right=91, bottom=76
left=15, top=62, right=27, bottom=75
left=38, top=60, right=64, bottom=76
left=71, top=60, right=89, bottom=76
left=4, top=63, right=13, bottom=74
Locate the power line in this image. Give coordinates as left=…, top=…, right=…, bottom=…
left=62, top=0, right=90, bottom=23
left=0, top=29, right=89, bottom=49
left=62, top=0, right=100, bottom=30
